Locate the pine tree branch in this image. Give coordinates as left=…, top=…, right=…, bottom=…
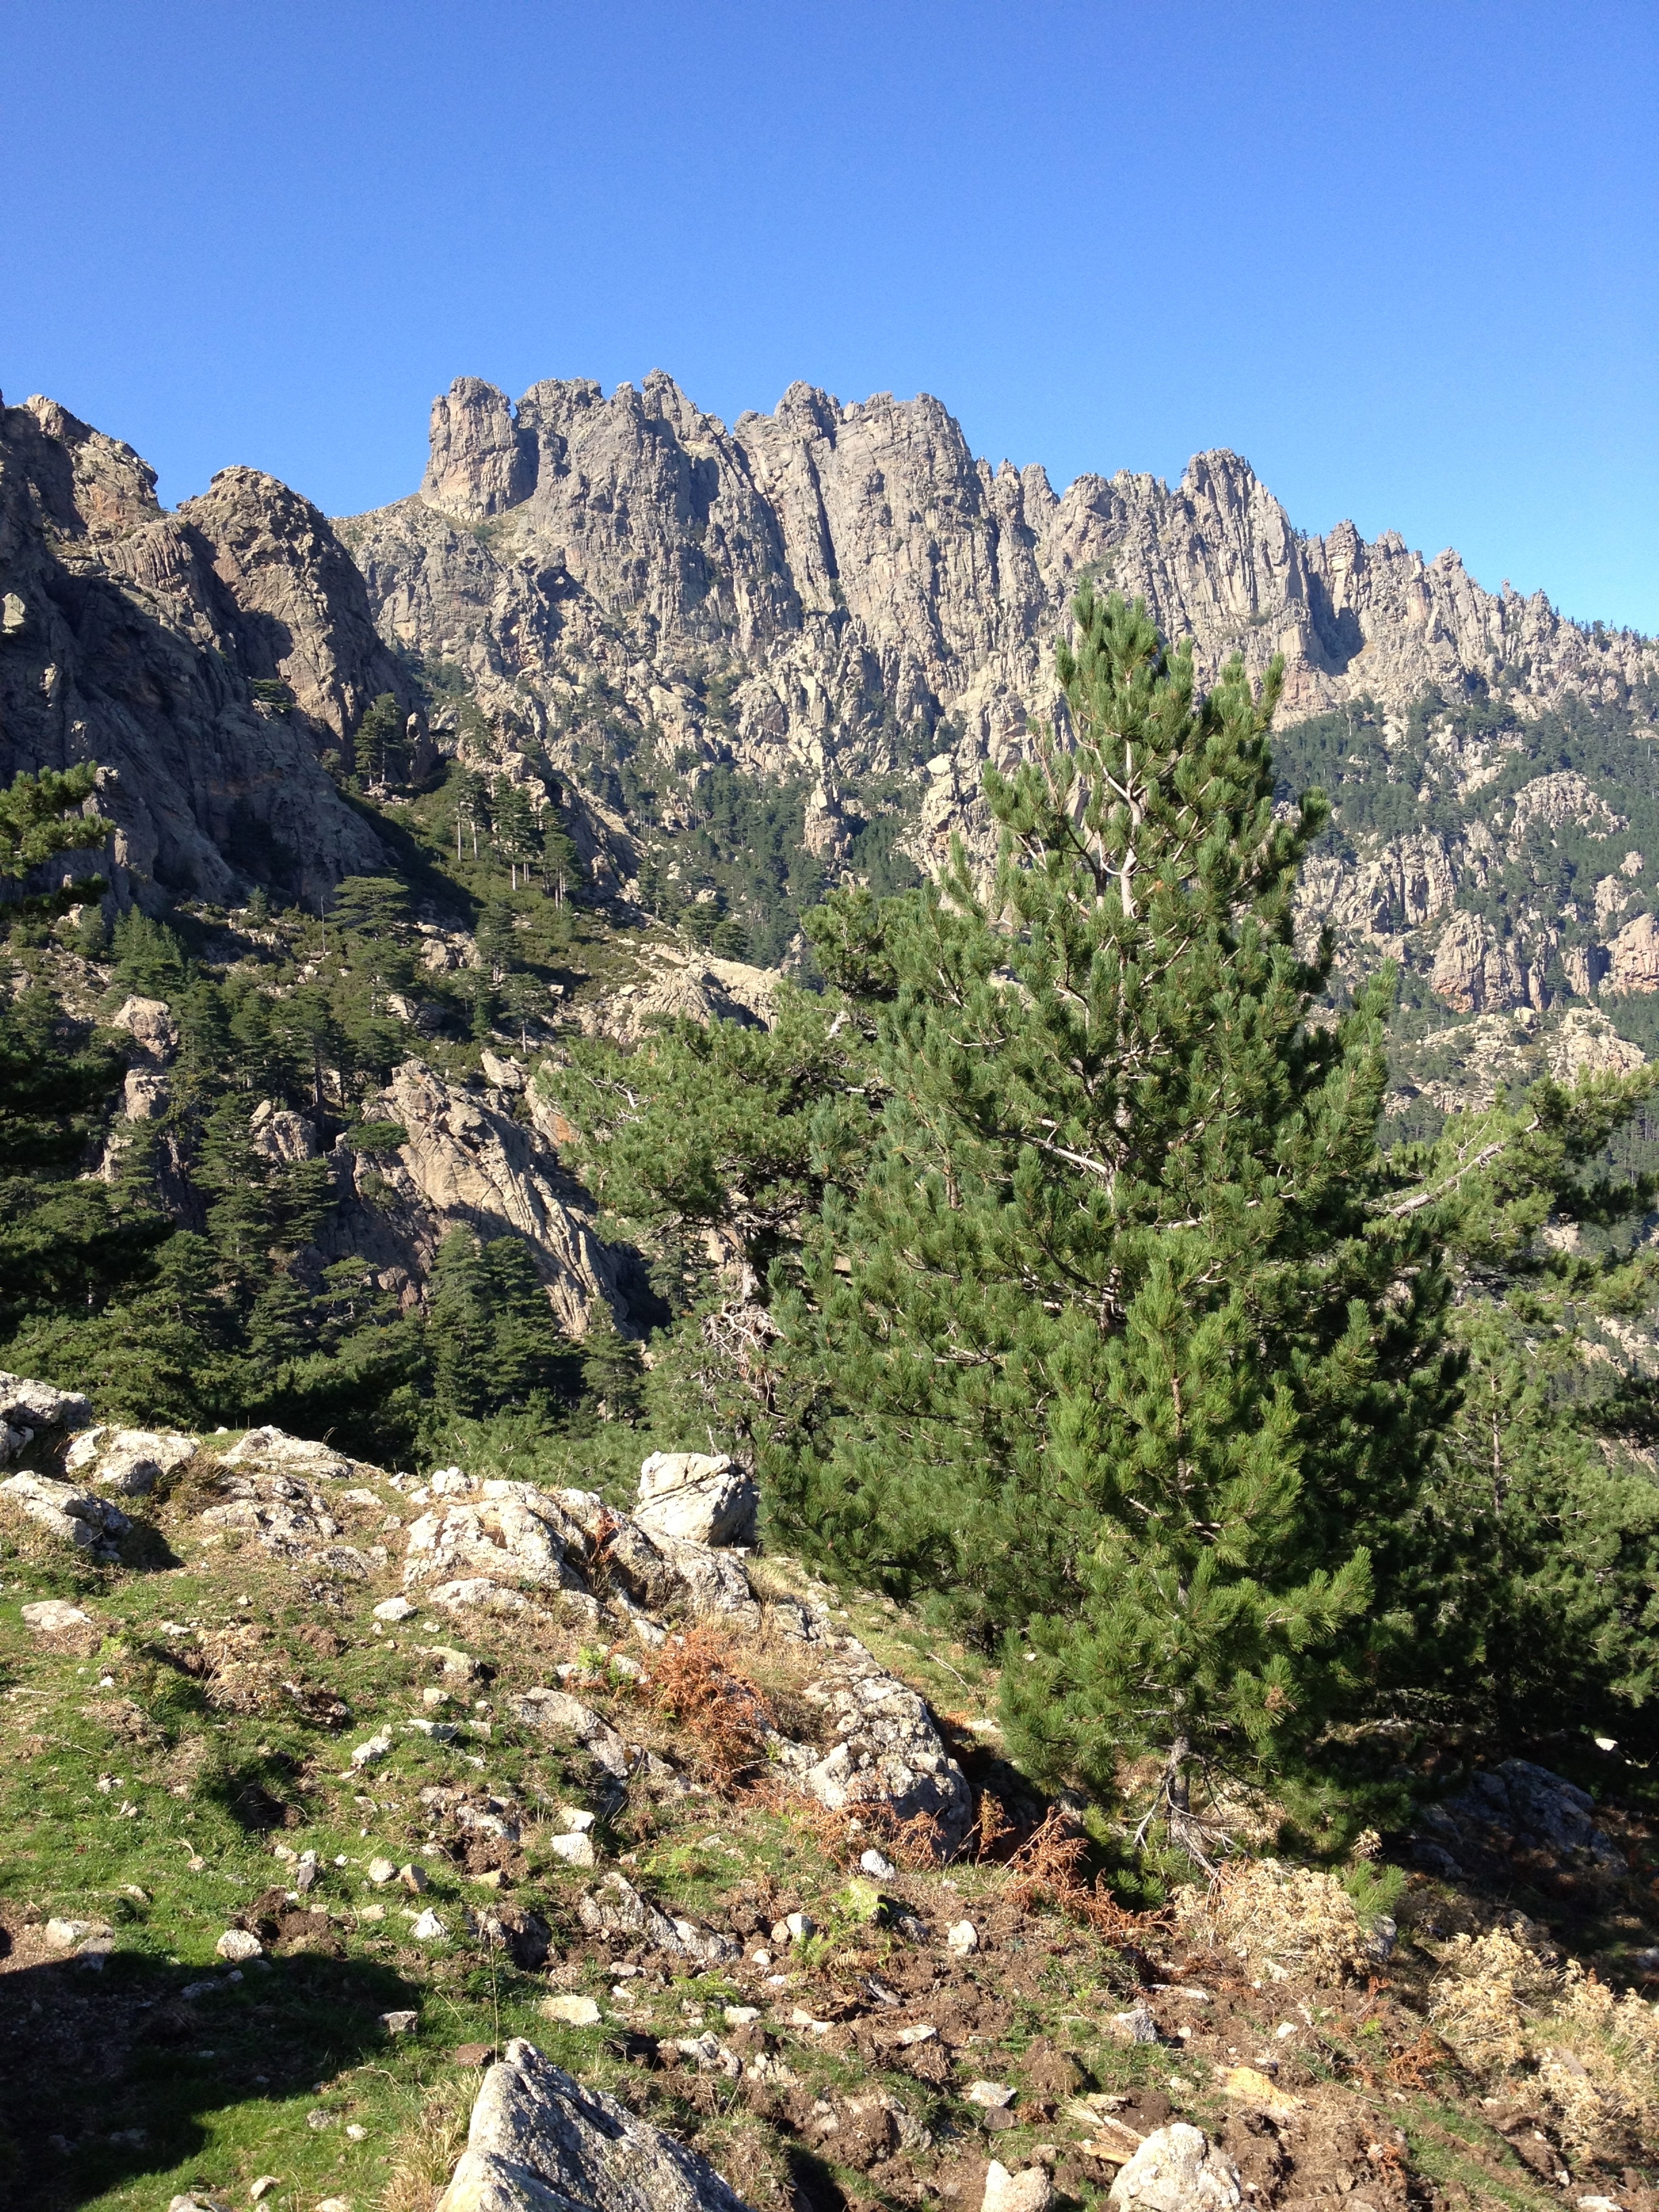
left=1383, top=1130, right=1530, bottom=1217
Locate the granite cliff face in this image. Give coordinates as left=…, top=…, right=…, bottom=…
left=340, top=373, right=1659, bottom=1015
left=343, top=373, right=1658, bottom=872
left=0, top=392, right=412, bottom=903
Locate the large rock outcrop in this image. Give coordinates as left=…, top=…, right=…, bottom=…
left=344, top=373, right=1658, bottom=825
left=337, top=371, right=1659, bottom=1033
left=321, top=1058, right=630, bottom=1335
left=0, top=392, right=409, bottom=901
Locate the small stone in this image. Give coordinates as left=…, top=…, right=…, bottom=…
left=452, top=2043, right=495, bottom=2067
left=547, top=1830, right=596, bottom=1868
left=21, top=1599, right=92, bottom=1633
left=946, top=1919, right=979, bottom=1955
left=398, top=1863, right=428, bottom=1893
left=539, top=1992, right=601, bottom=2026
left=471, top=1869, right=503, bottom=1889
left=966, top=2080, right=1017, bottom=2108
left=557, top=1805, right=596, bottom=1832
left=984, top=2164, right=1055, bottom=2212
left=409, top=1909, right=447, bottom=1941
left=1218, top=2066, right=1300, bottom=2123
left=314, top=2198, right=352, bottom=2212
left=373, top=1595, right=415, bottom=1622
left=1109, top=2003, right=1158, bottom=2045
left=723, top=2005, right=760, bottom=2026
left=783, top=1910, right=816, bottom=1942
left=345, top=2125, right=367, bottom=2141
left=380, top=2010, right=419, bottom=2034
left=306, top=2109, right=335, bottom=2131
left=249, top=2179, right=281, bottom=2201
left=350, top=1729, right=392, bottom=1769
left=895, top=2022, right=937, bottom=2045
left=358, top=1904, right=386, bottom=1923
left=365, top=1858, right=396, bottom=1885
left=45, top=1918, right=98, bottom=1948
left=859, top=1848, right=896, bottom=1879
left=216, top=1929, right=264, bottom=1963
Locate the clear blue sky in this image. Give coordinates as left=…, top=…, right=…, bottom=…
left=5, top=0, right=1654, bottom=632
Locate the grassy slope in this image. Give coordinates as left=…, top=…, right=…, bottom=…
left=3, top=1437, right=1658, bottom=2212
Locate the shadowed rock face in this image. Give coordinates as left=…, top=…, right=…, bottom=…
left=0, top=393, right=411, bottom=901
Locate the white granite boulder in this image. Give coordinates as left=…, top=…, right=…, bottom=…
left=437, top=2038, right=754, bottom=2212
left=1108, top=2126, right=1242, bottom=2212
left=634, top=1452, right=758, bottom=1548
left=66, top=1425, right=197, bottom=1495
left=0, top=1372, right=93, bottom=1465
left=0, top=1471, right=129, bottom=1554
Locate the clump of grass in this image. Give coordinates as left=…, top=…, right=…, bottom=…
left=1429, top=1928, right=1659, bottom=2156
left=1429, top=1924, right=1551, bottom=2070
left=1175, top=1856, right=1374, bottom=1984
left=380, top=2076, right=474, bottom=2212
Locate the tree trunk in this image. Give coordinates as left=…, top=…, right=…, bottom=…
left=1164, top=1732, right=1191, bottom=1818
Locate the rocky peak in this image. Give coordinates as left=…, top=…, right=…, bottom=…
left=9, top=394, right=163, bottom=543
left=0, top=395, right=394, bottom=900
left=180, top=464, right=418, bottom=738
left=421, top=376, right=538, bottom=523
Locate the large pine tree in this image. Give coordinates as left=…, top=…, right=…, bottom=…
left=760, top=591, right=1460, bottom=1837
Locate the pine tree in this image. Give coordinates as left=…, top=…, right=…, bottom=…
left=760, top=592, right=1458, bottom=1837
left=0, top=762, right=111, bottom=916
left=426, top=1228, right=496, bottom=1424
left=478, top=1239, right=568, bottom=1406
left=492, top=781, right=539, bottom=890
left=197, top=1099, right=276, bottom=1296
left=450, top=768, right=489, bottom=863
left=541, top=990, right=874, bottom=1302
left=332, top=876, right=414, bottom=1020
left=356, top=693, right=405, bottom=787
left=1387, top=1063, right=1659, bottom=1755
left=579, top=1304, right=644, bottom=1424
left=476, top=898, right=518, bottom=986
left=111, top=909, right=192, bottom=999
left=710, top=914, right=752, bottom=962
left=0, top=976, right=182, bottom=1401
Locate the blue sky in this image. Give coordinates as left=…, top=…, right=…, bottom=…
left=4, top=0, right=1655, bottom=632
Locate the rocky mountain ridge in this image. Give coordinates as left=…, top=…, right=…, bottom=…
left=7, top=372, right=1659, bottom=1057
left=344, top=371, right=1658, bottom=886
